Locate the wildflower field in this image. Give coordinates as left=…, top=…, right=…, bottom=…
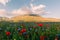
left=0, top=21, right=60, bottom=40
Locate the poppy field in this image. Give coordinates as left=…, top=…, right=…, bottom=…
left=0, top=21, right=60, bottom=40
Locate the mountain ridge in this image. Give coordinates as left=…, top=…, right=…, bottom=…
left=0, top=15, right=60, bottom=22
left=9, top=15, right=60, bottom=22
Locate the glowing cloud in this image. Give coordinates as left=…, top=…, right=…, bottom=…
left=30, top=4, right=47, bottom=15
left=11, top=7, right=31, bottom=16
left=0, top=0, right=10, bottom=5
left=11, top=3, right=48, bottom=16
left=0, top=9, right=6, bottom=17
left=0, top=0, right=48, bottom=18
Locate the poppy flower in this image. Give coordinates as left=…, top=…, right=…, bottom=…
left=38, top=24, right=43, bottom=27
left=6, top=31, right=11, bottom=36
left=40, top=36, right=45, bottom=40
left=21, top=29, right=26, bottom=33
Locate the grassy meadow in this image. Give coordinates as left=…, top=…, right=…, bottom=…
left=0, top=21, right=60, bottom=40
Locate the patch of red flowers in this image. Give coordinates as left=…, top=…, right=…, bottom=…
left=6, top=31, right=11, bottom=36
left=21, top=28, right=26, bottom=33
left=38, top=24, right=43, bottom=27
left=40, top=36, right=45, bottom=40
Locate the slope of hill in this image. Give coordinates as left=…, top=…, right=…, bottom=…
left=10, top=15, right=60, bottom=22
left=0, top=17, right=10, bottom=21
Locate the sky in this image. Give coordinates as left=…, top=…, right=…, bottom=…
left=0, top=0, right=60, bottom=18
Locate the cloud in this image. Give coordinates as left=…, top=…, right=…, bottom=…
left=0, top=9, right=6, bottom=17
left=30, top=4, right=47, bottom=15
left=0, top=3, right=48, bottom=18
left=31, top=0, right=34, bottom=2
left=0, top=9, right=14, bottom=18
left=0, top=0, right=10, bottom=5
left=11, top=7, right=31, bottom=16
left=11, top=4, right=48, bottom=17
left=0, top=0, right=48, bottom=18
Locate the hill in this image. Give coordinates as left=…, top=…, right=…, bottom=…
left=10, top=15, right=60, bottom=22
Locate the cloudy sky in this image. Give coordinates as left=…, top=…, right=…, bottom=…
left=0, top=0, right=60, bottom=18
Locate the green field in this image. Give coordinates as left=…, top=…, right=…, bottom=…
left=0, top=21, right=60, bottom=40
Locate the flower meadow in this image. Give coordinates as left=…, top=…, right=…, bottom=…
left=0, top=21, right=60, bottom=40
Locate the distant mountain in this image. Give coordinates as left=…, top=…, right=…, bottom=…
left=0, top=14, right=60, bottom=22
left=10, top=15, right=60, bottom=22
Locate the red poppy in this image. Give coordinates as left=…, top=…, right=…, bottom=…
left=38, top=24, right=43, bottom=27
left=6, top=32, right=11, bottom=36
left=21, top=29, right=26, bottom=33
left=40, top=36, right=45, bottom=40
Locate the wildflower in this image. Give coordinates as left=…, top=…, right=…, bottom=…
left=38, top=24, right=43, bottom=27
left=17, top=28, right=21, bottom=32
left=6, top=31, right=11, bottom=36
left=40, top=36, right=45, bottom=40
left=21, top=29, right=26, bottom=33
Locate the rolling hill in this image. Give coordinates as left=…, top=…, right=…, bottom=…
left=9, top=15, right=60, bottom=22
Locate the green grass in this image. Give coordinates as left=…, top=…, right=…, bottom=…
left=0, top=21, right=60, bottom=40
